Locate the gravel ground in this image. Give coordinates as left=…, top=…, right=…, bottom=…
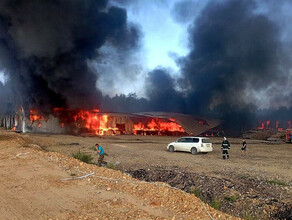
left=1, top=130, right=292, bottom=219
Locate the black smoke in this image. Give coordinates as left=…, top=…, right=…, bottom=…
left=0, top=0, right=140, bottom=115
left=145, top=68, right=186, bottom=113
left=177, top=0, right=289, bottom=131
left=181, top=0, right=285, bottom=110
left=0, top=80, right=14, bottom=114
left=103, top=0, right=292, bottom=134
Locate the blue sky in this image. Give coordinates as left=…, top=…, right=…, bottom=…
left=95, top=0, right=208, bottom=97
left=125, top=1, right=189, bottom=71
left=0, top=71, right=7, bottom=84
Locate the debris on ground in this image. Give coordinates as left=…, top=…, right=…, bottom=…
left=128, top=167, right=292, bottom=220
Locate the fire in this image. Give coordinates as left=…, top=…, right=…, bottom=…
left=133, top=119, right=185, bottom=135
left=29, top=109, right=44, bottom=128
left=258, top=122, right=265, bottom=130
left=29, top=109, right=44, bottom=123
left=276, top=121, right=279, bottom=129
left=199, top=120, right=205, bottom=125
left=257, top=120, right=286, bottom=131
left=71, top=110, right=116, bottom=135
left=29, top=108, right=185, bottom=136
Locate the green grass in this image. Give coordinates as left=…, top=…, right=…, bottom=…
left=191, top=187, right=201, bottom=198
left=211, top=199, right=221, bottom=210
left=72, top=151, right=93, bottom=164
left=106, top=162, right=119, bottom=170
left=89, top=146, right=96, bottom=151
left=242, top=210, right=258, bottom=220
left=224, top=195, right=237, bottom=203
left=266, top=179, right=288, bottom=186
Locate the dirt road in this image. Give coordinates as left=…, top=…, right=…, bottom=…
left=0, top=131, right=238, bottom=219
left=29, top=134, right=292, bottom=183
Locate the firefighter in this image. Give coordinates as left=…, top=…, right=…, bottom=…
left=221, top=137, right=230, bottom=159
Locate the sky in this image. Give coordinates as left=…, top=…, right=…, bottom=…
left=0, top=71, right=6, bottom=84
left=96, top=0, right=207, bottom=97
left=124, top=1, right=189, bottom=71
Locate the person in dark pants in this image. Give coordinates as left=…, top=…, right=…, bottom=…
left=221, top=137, right=230, bottom=159
left=241, top=139, right=247, bottom=154
left=95, top=143, right=107, bottom=166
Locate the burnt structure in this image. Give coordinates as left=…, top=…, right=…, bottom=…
left=0, top=110, right=221, bottom=136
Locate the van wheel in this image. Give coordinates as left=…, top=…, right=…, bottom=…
left=169, top=145, right=174, bottom=152
left=191, top=147, right=197, bottom=155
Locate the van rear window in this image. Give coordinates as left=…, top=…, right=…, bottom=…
left=202, top=139, right=211, bottom=143
left=192, top=138, right=199, bottom=143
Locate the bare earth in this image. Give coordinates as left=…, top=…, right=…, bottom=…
left=0, top=130, right=291, bottom=219
left=0, top=130, right=238, bottom=220
left=30, top=133, right=292, bottom=183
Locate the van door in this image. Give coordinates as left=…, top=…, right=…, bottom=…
left=179, top=138, right=193, bottom=152
left=175, top=137, right=187, bottom=151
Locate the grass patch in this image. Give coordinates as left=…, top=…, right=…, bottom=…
left=224, top=195, right=237, bottom=203
left=191, top=187, right=201, bottom=198
left=266, top=179, right=288, bottom=186
left=40, top=145, right=49, bottom=152
left=89, top=146, right=96, bottom=151
left=106, top=162, right=119, bottom=170
left=72, top=151, right=93, bottom=164
left=211, top=199, right=221, bottom=210
left=242, top=210, right=257, bottom=220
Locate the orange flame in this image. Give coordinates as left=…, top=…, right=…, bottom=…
left=258, top=122, right=264, bottom=130
left=29, top=109, right=44, bottom=125
left=30, top=108, right=185, bottom=135
left=72, top=110, right=116, bottom=135
left=133, top=119, right=185, bottom=134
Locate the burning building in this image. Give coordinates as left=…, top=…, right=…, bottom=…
left=0, top=109, right=222, bottom=136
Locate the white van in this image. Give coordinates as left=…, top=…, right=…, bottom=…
left=167, top=137, right=213, bottom=155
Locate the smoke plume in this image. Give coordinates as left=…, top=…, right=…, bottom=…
left=104, top=0, right=292, bottom=133
left=180, top=0, right=287, bottom=111
left=0, top=0, right=140, bottom=115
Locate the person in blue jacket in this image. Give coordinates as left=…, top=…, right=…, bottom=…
left=95, top=143, right=107, bottom=166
